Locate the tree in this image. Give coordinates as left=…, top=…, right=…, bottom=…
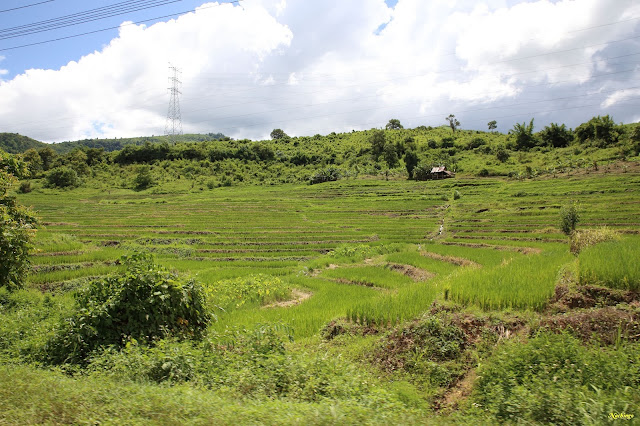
left=446, top=114, right=460, bottom=133
left=404, top=149, right=419, bottom=179
left=133, top=165, right=154, bottom=190
left=385, top=119, right=403, bottom=130
left=37, top=147, right=57, bottom=171
left=539, top=123, right=573, bottom=148
left=368, top=129, right=386, bottom=159
left=575, top=115, right=619, bottom=147
left=383, top=143, right=398, bottom=168
left=21, top=148, right=43, bottom=177
left=488, top=120, right=497, bottom=132
left=0, top=167, right=37, bottom=290
left=512, top=118, right=536, bottom=151
left=270, top=129, right=288, bottom=140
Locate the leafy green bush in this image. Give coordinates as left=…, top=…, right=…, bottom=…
left=309, top=167, right=340, bottom=184
left=133, top=165, right=154, bottom=190
left=472, top=333, right=640, bottom=425
left=46, top=166, right=79, bottom=188
left=0, top=171, right=37, bottom=290
left=45, top=253, right=210, bottom=364
left=559, top=203, right=579, bottom=235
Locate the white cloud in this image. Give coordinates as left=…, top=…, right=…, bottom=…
left=0, top=0, right=638, bottom=142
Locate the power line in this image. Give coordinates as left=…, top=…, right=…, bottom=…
left=0, top=0, right=54, bottom=14
left=0, top=0, right=185, bottom=40
left=0, top=1, right=242, bottom=52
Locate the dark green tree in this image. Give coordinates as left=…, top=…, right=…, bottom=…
left=270, top=129, right=288, bottom=140
left=404, top=149, right=419, bottom=179
left=539, top=123, right=573, bottom=148
left=575, top=115, right=620, bottom=147
left=560, top=203, right=580, bottom=235
left=385, top=119, right=403, bottom=130
left=495, top=145, right=510, bottom=163
left=446, top=114, right=460, bottom=133
left=369, top=129, right=386, bottom=159
left=37, top=147, right=57, bottom=171
left=383, top=143, right=399, bottom=168
left=512, top=119, right=536, bottom=151
left=133, top=165, right=154, bottom=190
left=488, top=120, right=497, bottom=132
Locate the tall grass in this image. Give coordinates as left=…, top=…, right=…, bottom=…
left=447, top=249, right=572, bottom=311
left=579, top=237, right=640, bottom=290
left=320, top=265, right=415, bottom=289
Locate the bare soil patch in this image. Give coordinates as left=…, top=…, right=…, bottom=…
left=420, top=251, right=480, bottom=268
left=263, top=289, right=312, bottom=309
left=387, top=263, right=435, bottom=281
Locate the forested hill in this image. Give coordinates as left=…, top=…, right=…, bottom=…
left=0, top=132, right=228, bottom=155
left=0, top=133, right=47, bottom=153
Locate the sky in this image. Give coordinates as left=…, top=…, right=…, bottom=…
left=0, top=0, right=639, bottom=143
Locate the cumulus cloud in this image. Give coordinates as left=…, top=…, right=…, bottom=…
left=0, top=0, right=638, bottom=142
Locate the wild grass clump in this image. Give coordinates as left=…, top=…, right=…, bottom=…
left=204, top=274, right=291, bottom=312
left=579, top=237, right=640, bottom=290
left=471, top=332, right=640, bottom=425
left=569, top=226, right=621, bottom=254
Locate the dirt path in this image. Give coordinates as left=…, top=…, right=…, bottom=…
left=263, top=289, right=312, bottom=309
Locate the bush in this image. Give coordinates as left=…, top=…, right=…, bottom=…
left=559, top=203, right=580, bottom=235
left=45, top=253, right=210, bottom=364
left=0, top=171, right=37, bottom=290
left=309, top=167, right=340, bottom=185
left=46, top=166, right=79, bottom=188
left=495, top=146, right=510, bottom=163
left=133, top=166, right=154, bottom=190
left=18, top=181, right=32, bottom=193
left=472, top=333, right=640, bottom=425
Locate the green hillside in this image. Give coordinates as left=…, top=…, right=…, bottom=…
left=0, top=115, right=639, bottom=424
left=0, top=133, right=47, bottom=153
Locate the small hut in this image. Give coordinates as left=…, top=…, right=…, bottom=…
left=430, top=166, right=455, bottom=179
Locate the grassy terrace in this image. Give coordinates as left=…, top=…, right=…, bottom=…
left=5, top=170, right=640, bottom=424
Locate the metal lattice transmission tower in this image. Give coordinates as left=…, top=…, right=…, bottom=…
left=165, top=65, right=183, bottom=138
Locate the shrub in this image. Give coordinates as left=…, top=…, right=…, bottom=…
left=133, top=166, right=154, bottom=190
left=477, top=168, right=490, bottom=177
left=495, top=146, right=510, bottom=162
left=0, top=171, right=37, bottom=290
left=453, top=190, right=461, bottom=200
left=309, top=167, right=340, bottom=185
left=472, top=332, right=640, bottom=425
left=569, top=227, right=621, bottom=254
left=559, top=203, right=580, bottom=235
left=45, top=253, right=210, bottom=364
left=18, top=181, right=32, bottom=193
left=46, top=166, right=79, bottom=188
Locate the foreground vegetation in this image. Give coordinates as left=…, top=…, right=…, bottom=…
left=0, top=118, right=639, bottom=424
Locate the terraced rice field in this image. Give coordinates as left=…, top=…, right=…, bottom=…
left=21, top=173, right=640, bottom=336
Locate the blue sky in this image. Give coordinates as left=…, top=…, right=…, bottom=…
left=0, top=0, right=217, bottom=78
left=0, top=0, right=639, bottom=142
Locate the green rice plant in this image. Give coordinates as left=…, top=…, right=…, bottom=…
left=204, top=274, right=291, bottom=312
left=320, top=265, right=415, bottom=289
left=385, top=250, right=464, bottom=276
left=347, top=281, right=439, bottom=326
left=447, top=248, right=572, bottom=311
left=578, top=237, right=640, bottom=290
